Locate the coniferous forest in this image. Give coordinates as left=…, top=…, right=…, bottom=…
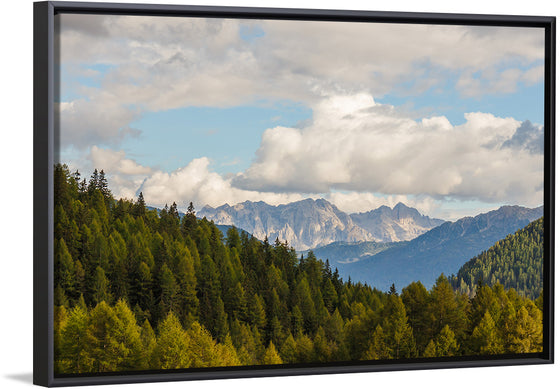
left=53, top=164, right=544, bottom=375
left=450, top=218, right=544, bottom=299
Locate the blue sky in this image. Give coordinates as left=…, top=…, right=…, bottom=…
left=57, top=14, right=545, bottom=219
left=381, top=74, right=544, bottom=127
left=62, top=63, right=544, bottom=176
left=124, top=103, right=311, bottom=174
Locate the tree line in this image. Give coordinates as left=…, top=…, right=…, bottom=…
left=53, top=164, right=544, bottom=374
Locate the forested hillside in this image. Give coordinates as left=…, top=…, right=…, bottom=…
left=340, top=204, right=542, bottom=290
left=450, top=218, right=544, bottom=299
left=53, top=164, right=544, bottom=375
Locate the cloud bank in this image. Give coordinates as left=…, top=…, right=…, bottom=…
left=76, top=93, right=543, bottom=218
left=57, top=14, right=544, bottom=150
left=56, top=14, right=545, bottom=218
left=232, top=94, right=543, bottom=207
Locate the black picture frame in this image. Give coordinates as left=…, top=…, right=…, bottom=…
left=33, top=1, right=555, bottom=387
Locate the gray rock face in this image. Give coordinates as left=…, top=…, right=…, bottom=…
left=199, top=199, right=374, bottom=251
left=350, top=202, right=446, bottom=242
left=198, top=199, right=444, bottom=251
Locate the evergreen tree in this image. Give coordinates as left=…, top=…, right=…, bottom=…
left=279, top=333, right=298, bottom=364
left=198, top=255, right=223, bottom=336
left=363, top=325, right=392, bottom=360
left=140, top=319, right=156, bottom=370
left=422, top=340, right=437, bottom=358
left=469, top=284, right=498, bottom=334
left=86, top=301, right=142, bottom=372
left=295, top=332, right=314, bottom=363
left=53, top=306, right=68, bottom=366
left=87, top=169, right=99, bottom=195
left=263, top=342, right=283, bottom=365
left=511, top=304, right=543, bottom=353
left=312, top=327, right=330, bottom=362
left=434, top=325, right=458, bottom=357
left=133, top=261, right=154, bottom=317
left=92, top=266, right=111, bottom=305
left=401, top=281, right=430, bottom=349
left=58, top=305, right=92, bottom=373
left=111, top=299, right=144, bottom=371
left=471, top=311, right=504, bottom=355
left=291, top=305, right=304, bottom=336
left=215, top=335, right=241, bottom=367
left=428, top=274, right=465, bottom=341
left=55, top=238, right=75, bottom=300
left=133, top=192, right=146, bottom=218
left=76, top=294, right=87, bottom=312
left=157, top=263, right=178, bottom=319
left=247, top=293, right=267, bottom=331
left=54, top=285, right=69, bottom=308
left=294, top=276, right=317, bottom=333
left=74, top=260, right=86, bottom=301
left=97, top=169, right=112, bottom=203
left=383, top=294, right=416, bottom=359
left=153, top=312, right=190, bottom=369
left=213, top=297, right=229, bottom=342
left=185, top=321, right=220, bottom=368
left=267, top=315, right=283, bottom=347
left=226, top=226, right=242, bottom=250
left=181, top=202, right=198, bottom=238
left=231, top=321, right=259, bottom=365
left=324, top=308, right=345, bottom=344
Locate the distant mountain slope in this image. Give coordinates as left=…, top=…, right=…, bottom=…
left=338, top=205, right=543, bottom=291
left=198, top=199, right=374, bottom=251
left=301, top=241, right=405, bottom=264
left=198, top=199, right=446, bottom=251
left=350, top=202, right=445, bottom=242
left=450, top=217, right=544, bottom=299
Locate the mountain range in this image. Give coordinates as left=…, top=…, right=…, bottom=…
left=198, top=199, right=444, bottom=251
left=337, top=205, right=543, bottom=291
left=175, top=199, right=542, bottom=292
left=350, top=203, right=445, bottom=242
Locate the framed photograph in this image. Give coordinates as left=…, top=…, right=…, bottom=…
left=34, top=1, right=555, bottom=387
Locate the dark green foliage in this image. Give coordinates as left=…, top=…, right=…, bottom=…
left=382, top=294, right=416, bottom=358
left=53, top=165, right=544, bottom=374
left=401, top=281, right=430, bottom=349
left=132, top=192, right=146, bottom=219
left=92, top=267, right=111, bottom=306
left=451, top=218, right=544, bottom=299
left=157, top=263, right=178, bottom=320
left=152, top=312, right=190, bottom=369
left=428, top=274, right=467, bottom=343
left=181, top=202, right=197, bottom=238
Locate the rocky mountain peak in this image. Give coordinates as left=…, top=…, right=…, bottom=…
left=198, top=199, right=447, bottom=250
left=198, top=198, right=372, bottom=250
left=349, top=203, right=445, bottom=242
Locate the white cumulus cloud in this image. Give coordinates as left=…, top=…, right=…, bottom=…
left=138, top=157, right=305, bottom=211
left=233, top=93, right=543, bottom=208
left=56, top=14, right=545, bottom=150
